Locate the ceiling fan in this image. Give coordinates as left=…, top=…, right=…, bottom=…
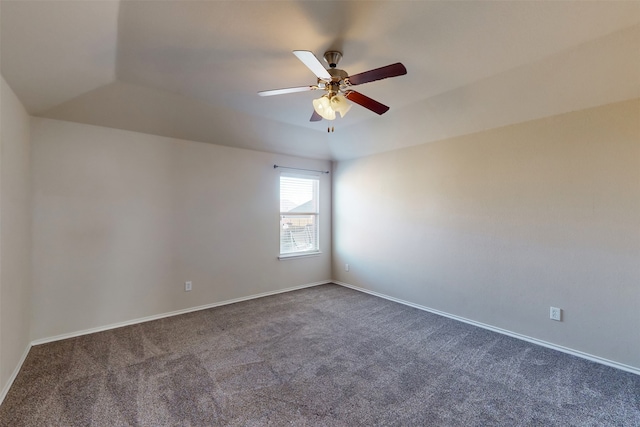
left=258, top=50, right=407, bottom=123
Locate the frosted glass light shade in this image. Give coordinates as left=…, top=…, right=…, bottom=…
left=312, top=96, right=336, bottom=120
left=330, top=94, right=352, bottom=118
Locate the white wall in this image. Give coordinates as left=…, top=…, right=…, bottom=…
left=333, top=99, right=640, bottom=370
left=0, top=76, right=32, bottom=392
left=30, top=118, right=331, bottom=340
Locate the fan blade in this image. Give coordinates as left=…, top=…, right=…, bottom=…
left=293, top=50, right=332, bottom=80
left=347, top=63, right=407, bottom=86
left=258, top=86, right=315, bottom=96
left=310, top=110, right=322, bottom=122
left=344, top=91, right=390, bottom=115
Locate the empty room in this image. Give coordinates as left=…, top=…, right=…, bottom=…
left=1, top=1, right=639, bottom=425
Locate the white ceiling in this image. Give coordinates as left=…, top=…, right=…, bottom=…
left=2, top=1, right=639, bottom=160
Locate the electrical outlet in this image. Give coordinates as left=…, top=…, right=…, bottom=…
left=185, top=281, right=192, bottom=292
left=550, top=306, right=562, bottom=321
left=345, top=263, right=349, bottom=272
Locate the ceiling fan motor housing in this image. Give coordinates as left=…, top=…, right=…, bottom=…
left=319, top=68, right=348, bottom=96
left=328, top=68, right=348, bottom=80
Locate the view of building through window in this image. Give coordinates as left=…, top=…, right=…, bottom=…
left=280, top=174, right=319, bottom=255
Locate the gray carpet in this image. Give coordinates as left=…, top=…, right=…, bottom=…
left=1, top=284, right=638, bottom=426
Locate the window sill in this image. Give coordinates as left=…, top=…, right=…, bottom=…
left=278, top=251, right=322, bottom=261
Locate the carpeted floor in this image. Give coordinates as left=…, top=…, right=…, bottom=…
left=1, top=284, right=638, bottom=426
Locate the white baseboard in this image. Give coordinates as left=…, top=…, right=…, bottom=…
left=32, top=280, right=331, bottom=346
left=0, top=343, right=31, bottom=405
left=334, top=281, right=640, bottom=376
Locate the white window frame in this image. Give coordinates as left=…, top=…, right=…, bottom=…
left=278, top=172, right=320, bottom=259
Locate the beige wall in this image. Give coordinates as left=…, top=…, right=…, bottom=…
left=30, top=118, right=331, bottom=340
left=332, top=99, right=640, bottom=369
left=0, top=76, right=32, bottom=391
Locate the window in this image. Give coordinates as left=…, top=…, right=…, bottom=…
left=279, top=173, right=320, bottom=257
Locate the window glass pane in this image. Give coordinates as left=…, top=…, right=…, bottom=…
left=279, top=174, right=319, bottom=255
left=280, top=176, right=318, bottom=213
left=280, top=215, right=318, bottom=254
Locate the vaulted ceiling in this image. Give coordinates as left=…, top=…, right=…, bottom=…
left=2, top=1, right=639, bottom=160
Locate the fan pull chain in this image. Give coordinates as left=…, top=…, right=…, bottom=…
left=327, top=126, right=335, bottom=133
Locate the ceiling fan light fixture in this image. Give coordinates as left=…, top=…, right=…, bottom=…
left=312, top=95, right=336, bottom=120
